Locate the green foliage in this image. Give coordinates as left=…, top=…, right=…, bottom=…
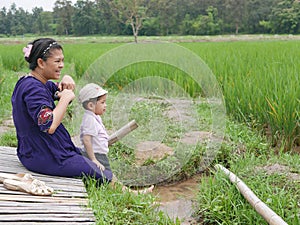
left=259, top=20, right=272, bottom=33
left=0, top=38, right=299, bottom=224
left=0, top=130, right=17, bottom=147
left=105, top=62, right=202, bottom=98
left=190, top=6, right=222, bottom=35
left=0, top=44, right=26, bottom=71
left=53, top=0, right=74, bottom=35
left=0, top=70, right=19, bottom=118
left=182, top=40, right=300, bottom=151
left=0, top=39, right=299, bottom=151
left=85, top=178, right=176, bottom=224
left=197, top=152, right=300, bottom=224
left=63, top=43, right=121, bottom=78
left=72, top=1, right=98, bottom=36
left=195, top=118, right=299, bottom=224
left=270, top=0, right=300, bottom=34
left=1, top=0, right=299, bottom=37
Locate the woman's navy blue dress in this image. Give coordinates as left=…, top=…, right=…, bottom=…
left=11, top=76, right=112, bottom=183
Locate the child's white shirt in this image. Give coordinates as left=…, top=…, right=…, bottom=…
left=80, top=110, right=109, bottom=154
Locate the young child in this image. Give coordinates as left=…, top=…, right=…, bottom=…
left=79, top=83, right=154, bottom=194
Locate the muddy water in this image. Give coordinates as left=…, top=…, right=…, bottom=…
left=153, top=174, right=202, bottom=224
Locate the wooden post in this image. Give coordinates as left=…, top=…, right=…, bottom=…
left=108, top=120, right=138, bottom=146
left=215, top=164, right=288, bottom=225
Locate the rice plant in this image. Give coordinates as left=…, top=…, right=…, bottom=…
left=0, top=39, right=299, bottom=151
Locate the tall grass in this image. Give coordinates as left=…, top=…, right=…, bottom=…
left=0, top=39, right=299, bottom=151
left=0, top=44, right=26, bottom=71
left=182, top=41, right=300, bottom=151
left=85, top=179, right=176, bottom=225
left=63, top=43, right=121, bottom=78
left=195, top=120, right=299, bottom=225
left=0, top=38, right=299, bottom=224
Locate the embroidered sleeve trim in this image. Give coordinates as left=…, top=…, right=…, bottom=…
left=37, top=106, right=53, bottom=132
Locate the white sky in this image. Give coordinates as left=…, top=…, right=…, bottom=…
left=0, top=0, right=77, bottom=12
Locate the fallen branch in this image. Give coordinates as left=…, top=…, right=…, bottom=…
left=108, top=120, right=138, bottom=146
left=214, top=164, right=288, bottom=225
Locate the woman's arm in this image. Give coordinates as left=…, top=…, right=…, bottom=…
left=48, top=89, right=75, bottom=134
left=48, top=75, right=76, bottom=134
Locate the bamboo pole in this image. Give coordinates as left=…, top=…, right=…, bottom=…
left=214, top=164, right=288, bottom=225
left=108, top=120, right=138, bottom=146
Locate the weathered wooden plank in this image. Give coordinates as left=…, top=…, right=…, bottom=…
left=0, top=151, right=88, bottom=191
left=0, top=185, right=87, bottom=197
left=0, top=194, right=88, bottom=203
left=0, top=201, right=88, bottom=207
left=0, top=213, right=95, bottom=219
left=0, top=146, right=17, bottom=154
left=0, top=157, right=20, bottom=162
left=0, top=214, right=95, bottom=222
left=0, top=186, right=88, bottom=198
left=0, top=202, right=88, bottom=207
left=2, top=223, right=94, bottom=225
left=0, top=146, right=96, bottom=224
left=0, top=165, right=87, bottom=186
left=0, top=210, right=94, bottom=215
left=0, top=206, right=92, bottom=213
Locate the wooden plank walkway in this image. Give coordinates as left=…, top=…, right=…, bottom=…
left=0, top=146, right=95, bottom=225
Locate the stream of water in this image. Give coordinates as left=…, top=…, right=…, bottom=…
left=153, top=174, right=202, bottom=224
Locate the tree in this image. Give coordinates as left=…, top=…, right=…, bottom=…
left=13, top=8, right=29, bottom=35
left=40, top=11, right=54, bottom=34
left=151, top=0, right=177, bottom=35
left=73, top=0, right=98, bottom=35
left=53, top=0, right=74, bottom=35
left=224, top=0, right=247, bottom=34
left=106, top=0, right=151, bottom=43
left=189, top=6, right=222, bottom=35
left=0, top=8, right=7, bottom=34
left=1, top=0, right=300, bottom=36
left=5, top=4, right=18, bottom=35
left=245, top=0, right=280, bottom=33
left=95, top=0, right=121, bottom=34
left=31, top=7, right=44, bottom=34
left=270, top=0, right=300, bottom=34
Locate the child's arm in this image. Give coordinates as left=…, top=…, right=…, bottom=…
left=82, top=135, right=105, bottom=171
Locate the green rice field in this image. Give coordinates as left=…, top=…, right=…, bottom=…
left=0, top=36, right=299, bottom=224
left=0, top=38, right=299, bottom=151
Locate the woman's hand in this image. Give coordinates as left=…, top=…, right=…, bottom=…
left=56, top=89, right=75, bottom=103
left=58, top=75, right=75, bottom=91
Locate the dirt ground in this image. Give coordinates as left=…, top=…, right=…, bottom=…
left=256, top=163, right=300, bottom=182
left=0, top=117, right=14, bottom=135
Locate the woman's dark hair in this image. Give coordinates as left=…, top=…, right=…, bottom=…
left=25, top=38, right=63, bottom=70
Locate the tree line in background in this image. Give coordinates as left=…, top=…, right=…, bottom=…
left=0, top=0, right=300, bottom=39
